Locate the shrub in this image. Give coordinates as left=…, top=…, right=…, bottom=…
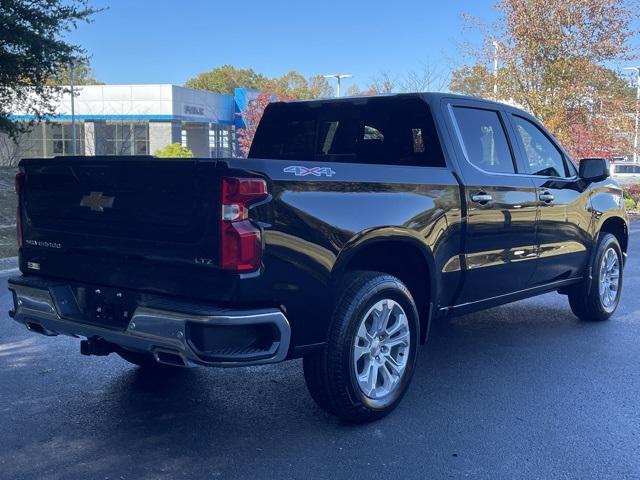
left=624, top=198, right=636, bottom=212
left=154, top=143, right=193, bottom=158
left=623, top=184, right=640, bottom=207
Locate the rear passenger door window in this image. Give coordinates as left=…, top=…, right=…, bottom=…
left=510, top=115, right=568, bottom=177
left=451, top=107, right=516, bottom=174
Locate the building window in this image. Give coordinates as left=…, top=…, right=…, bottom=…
left=98, top=122, right=148, bottom=155
left=231, top=127, right=236, bottom=157
left=181, top=129, right=187, bottom=148
left=133, top=124, right=148, bottom=155
left=209, top=128, right=218, bottom=157
left=221, top=128, right=229, bottom=154
left=210, top=124, right=234, bottom=158
left=43, top=122, right=84, bottom=156
left=13, top=122, right=45, bottom=158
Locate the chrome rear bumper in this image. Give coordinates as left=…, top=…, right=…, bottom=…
left=7, top=276, right=291, bottom=368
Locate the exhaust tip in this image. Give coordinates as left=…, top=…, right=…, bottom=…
left=26, top=322, right=57, bottom=336
left=154, top=349, right=187, bottom=367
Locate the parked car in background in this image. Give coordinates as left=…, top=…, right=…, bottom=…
left=610, top=161, right=640, bottom=185
left=8, top=93, right=629, bottom=423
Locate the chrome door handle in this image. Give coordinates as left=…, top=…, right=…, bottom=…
left=539, top=192, right=555, bottom=203
left=471, top=193, right=493, bottom=204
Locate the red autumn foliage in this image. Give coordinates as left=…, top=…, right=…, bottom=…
left=567, top=120, right=626, bottom=161
left=236, top=92, right=294, bottom=157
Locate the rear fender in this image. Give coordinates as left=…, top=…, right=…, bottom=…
left=332, top=227, right=438, bottom=343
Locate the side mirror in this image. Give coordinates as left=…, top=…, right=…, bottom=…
left=579, top=158, right=610, bottom=182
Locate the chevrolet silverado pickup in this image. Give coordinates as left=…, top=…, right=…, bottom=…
left=8, top=93, right=628, bottom=423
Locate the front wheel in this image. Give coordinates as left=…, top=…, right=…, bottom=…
left=303, top=271, right=419, bottom=423
left=568, top=233, right=623, bottom=321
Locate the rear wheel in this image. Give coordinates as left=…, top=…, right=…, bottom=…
left=303, top=271, right=419, bottom=423
left=568, top=233, right=623, bottom=321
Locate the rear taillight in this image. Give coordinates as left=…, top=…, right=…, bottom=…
left=220, top=177, right=268, bottom=272
left=15, top=172, right=24, bottom=248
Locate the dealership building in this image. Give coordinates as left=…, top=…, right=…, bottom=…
left=7, top=84, right=258, bottom=160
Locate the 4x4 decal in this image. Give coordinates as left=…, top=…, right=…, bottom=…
left=283, top=166, right=336, bottom=177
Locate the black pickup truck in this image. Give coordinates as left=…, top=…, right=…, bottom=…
left=8, top=93, right=628, bottom=423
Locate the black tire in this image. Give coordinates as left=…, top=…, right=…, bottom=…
left=303, top=271, right=420, bottom=423
left=117, top=349, right=181, bottom=370
left=568, top=233, right=623, bottom=322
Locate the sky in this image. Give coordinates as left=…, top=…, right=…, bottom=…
left=65, top=0, right=499, bottom=91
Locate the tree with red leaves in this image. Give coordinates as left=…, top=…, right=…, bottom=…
left=236, top=93, right=273, bottom=158
left=450, top=0, right=637, bottom=160
left=236, top=92, right=295, bottom=157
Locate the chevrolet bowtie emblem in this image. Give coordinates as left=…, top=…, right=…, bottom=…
left=80, top=192, right=115, bottom=212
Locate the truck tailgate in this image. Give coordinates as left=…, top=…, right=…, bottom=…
left=18, top=158, right=226, bottom=297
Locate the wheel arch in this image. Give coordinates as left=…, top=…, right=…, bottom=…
left=581, top=213, right=628, bottom=295
left=332, top=229, right=437, bottom=344
left=598, top=215, right=628, bottom=255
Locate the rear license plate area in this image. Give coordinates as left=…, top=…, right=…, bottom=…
left=75, top=286, right=136, bottom=330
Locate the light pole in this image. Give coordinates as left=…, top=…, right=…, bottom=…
left=492, top=41, right=499, bottom=101
left=69, top=61, right=77, bottom=156
left=624, top=66, right=640, bottom=163
left=323, top=74, right=352, bottom=97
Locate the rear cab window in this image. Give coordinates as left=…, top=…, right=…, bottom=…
left=249, top=96, right=445, bottom=167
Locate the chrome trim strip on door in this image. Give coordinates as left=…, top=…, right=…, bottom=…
left=442, top=241, right=584, bottom=272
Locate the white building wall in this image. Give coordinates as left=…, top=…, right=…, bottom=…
left=149, top=122, right=178, bottom=154
left=12, top=84, right=231, bottom=123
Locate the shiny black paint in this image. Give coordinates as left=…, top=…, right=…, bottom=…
left=435, top=95, right=627, bottom=311
left=439, top=97, right=540, bottom=302
left=15, top=93, right=628, bottom=357
left=238, top=158, right=462, bottom=347
left=501, top=108, right=593, bottom=286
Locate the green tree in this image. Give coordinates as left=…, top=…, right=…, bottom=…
left=185, top=66, right=333, bottom=99
left=267, top=71, right=333, bottom=99
left=449, top=0, right=637, bottom=159
left=307, top=75, right=334, bottom=98
left=0, top=0, right=99, bottom=138
left=48, top=58, right=104, bottom=86
left=154, top=143, right=194, bottom=158
left=448, top=65, right=495, bottom=98
left=185, top=65, right=267, bottom=95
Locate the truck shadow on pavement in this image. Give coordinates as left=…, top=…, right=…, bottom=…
left=1, top=289, right=637, bottom=479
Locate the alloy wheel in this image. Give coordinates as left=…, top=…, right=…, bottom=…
left=352, top=299, right=411, bottom=400
left=599, top=247, right=620, bottom=312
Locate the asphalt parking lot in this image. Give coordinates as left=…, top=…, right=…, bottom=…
left=1, top=222, right=638, bottom=480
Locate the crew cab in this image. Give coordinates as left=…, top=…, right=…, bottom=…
left=8, top=93, right=628, bottom=423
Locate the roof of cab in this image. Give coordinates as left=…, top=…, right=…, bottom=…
left=271, top=91, right=518, bottom=112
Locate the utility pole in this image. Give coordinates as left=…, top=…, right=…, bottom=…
left=492, top=41, right=499, bottom=101
left=624, top=66, right=640, bottom=163
left=323, top=74, right=353, bottom=97
left=69, top=61, right=77, bottom=155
